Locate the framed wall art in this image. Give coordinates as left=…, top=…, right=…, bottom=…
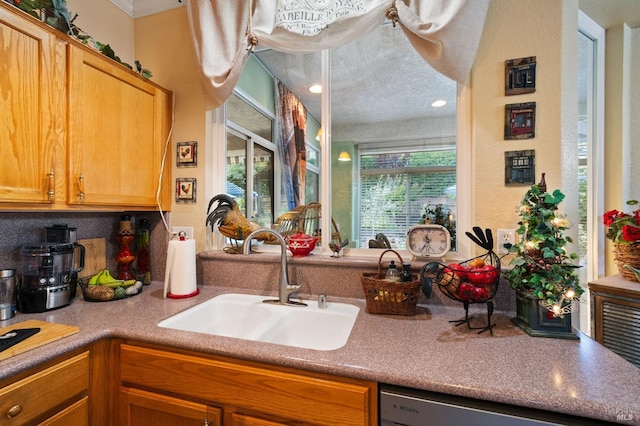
left=505, top=102, right=536, bottom=140
left=505, top=56, right=536, bottom=95
left=505, top=150, right=535, bottom=186
left=177, top=141, right=197, bottom=167
left=176, top=178, right=196, bottom=203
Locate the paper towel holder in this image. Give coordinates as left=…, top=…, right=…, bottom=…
left=164, top=231, right=200, bottom=299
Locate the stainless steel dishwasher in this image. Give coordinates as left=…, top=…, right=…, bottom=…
left=380, top=384, right=597, bottom=426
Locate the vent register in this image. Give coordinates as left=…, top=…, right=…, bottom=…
left=602, top=301, right=640, bottom=367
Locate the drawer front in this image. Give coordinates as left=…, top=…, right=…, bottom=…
left=39, top=396, right=89, bottom=426
left=120, top=344, right=376, bottom=426
left=0, top=352, right=89, bottom=425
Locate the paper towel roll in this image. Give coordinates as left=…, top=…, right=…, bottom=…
left=163, top=238, right=199, bottom=298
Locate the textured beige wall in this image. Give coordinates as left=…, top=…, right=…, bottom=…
left=134, top=8, right=209, bottom=252
left=604, top=26, right=626, bottom=274
left=471, top=0, right=576, bottom=254
left=66, top=0, right=134, bottom=66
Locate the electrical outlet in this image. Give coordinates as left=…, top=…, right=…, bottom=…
left=497, top=229, right=516, bottom=255
left=172, top=226, right=194, bottom=240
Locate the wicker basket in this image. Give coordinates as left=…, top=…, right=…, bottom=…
left=361, top=249, right=421, bottom=316
left=614, top=243, right=640, bottom=282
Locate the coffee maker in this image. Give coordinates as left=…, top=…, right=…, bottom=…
left=17, top=225, right=85, bottom=313
left=44, top=224, right=85, bottom=300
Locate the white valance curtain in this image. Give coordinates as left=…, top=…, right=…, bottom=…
left=186, top=0, right=491, bottom=110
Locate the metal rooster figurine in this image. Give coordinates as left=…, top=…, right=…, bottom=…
left=206, top=194, right=277, bottom=250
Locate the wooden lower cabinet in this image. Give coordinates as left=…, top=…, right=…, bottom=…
left=0, top=351, right=89, bottom=425
left=118, top=343, right=378, bottom=426
left=119, top=387, right=221, bottom=426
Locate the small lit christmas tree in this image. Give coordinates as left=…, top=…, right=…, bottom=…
left=504, top=174, right=583, bottom=319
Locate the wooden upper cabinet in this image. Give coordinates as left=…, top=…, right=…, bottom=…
left=0, top=5, right=65, bottom=204
left=68, top=45, right=172, bottom=210
left=0, top=2, right=172, bottom=210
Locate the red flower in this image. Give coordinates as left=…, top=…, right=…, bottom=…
left=603, top=210, right=619, bottom=226
left=622, top=225, right=640, bottom=242
left=603, top=201, right=640, bottom=244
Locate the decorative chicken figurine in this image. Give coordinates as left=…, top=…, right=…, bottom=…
left=206, top=194, right=276, bottom=248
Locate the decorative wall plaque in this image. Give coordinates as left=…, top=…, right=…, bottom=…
left=505, top=102, right=536, bottom=140
left=176, top=178, right=196, bottom=203
left=505, top=150, right=535, bottom=186
left=177, top=141, right=197, bottom=167
left=505, top=56, right=536, bottom=95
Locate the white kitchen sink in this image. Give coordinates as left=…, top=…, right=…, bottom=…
left=157, top=293, right=360, bottom=351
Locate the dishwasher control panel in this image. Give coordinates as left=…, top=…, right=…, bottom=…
left=380, top=386, right=563, bottom=426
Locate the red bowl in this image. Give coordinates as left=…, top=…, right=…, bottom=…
left=286, top=232, right=318, bottom=257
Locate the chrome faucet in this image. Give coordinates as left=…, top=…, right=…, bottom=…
left=242, top=228, right=306, bottom=306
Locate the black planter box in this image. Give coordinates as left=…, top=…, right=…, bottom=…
left=512, top=293, right=579, bottom=340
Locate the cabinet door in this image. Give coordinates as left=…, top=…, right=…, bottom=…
left=68, top=45, right=172, bottom=209
left=119, top=386, right=221, bottom=426
left=120, top=344, right=377, bottom=426
left=0, top=5, right=63, bottom=204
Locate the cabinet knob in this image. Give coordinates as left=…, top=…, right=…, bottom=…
left=6, top=404, right=23, bottom=419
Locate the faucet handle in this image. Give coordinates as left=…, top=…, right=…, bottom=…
left=318, top=294, right=328, bottom=309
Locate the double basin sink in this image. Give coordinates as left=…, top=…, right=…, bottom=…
left=158, top=293, right=360, bottom=351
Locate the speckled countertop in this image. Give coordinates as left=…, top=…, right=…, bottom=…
left=1, top=282, right=639, bottom=425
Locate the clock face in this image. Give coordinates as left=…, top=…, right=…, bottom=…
left=406, top=225, right=451, bottom=258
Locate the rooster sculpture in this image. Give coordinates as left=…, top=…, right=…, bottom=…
left=206, top=194, right=276, bottom=246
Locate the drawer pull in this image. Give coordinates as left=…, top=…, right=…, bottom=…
left=78, top=174, right=85, bottom=201
left=6, top=404, right=22, bottom=419
left=47, top=169, right=55, bottom=201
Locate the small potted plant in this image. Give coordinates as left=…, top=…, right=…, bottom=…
left=603, top=200, right=640, bottom=281
left=503, top=174, right=583, bottom=339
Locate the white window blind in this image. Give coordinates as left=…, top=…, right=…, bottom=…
left=359, top=147, right=457, bottom=250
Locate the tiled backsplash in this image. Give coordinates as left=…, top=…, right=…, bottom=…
left=198, top=251, right=517, bottom=313
left=0, top=211, right=168, bottom=281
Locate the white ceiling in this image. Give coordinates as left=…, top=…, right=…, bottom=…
left=254, top=23, right=457, bottom=129
left=578, top=0, right=640, bottom=29
left=113, top=0, right=184, bottom=18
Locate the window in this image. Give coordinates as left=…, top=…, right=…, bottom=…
left=232, top=29, right=470, bottom=258
left=226, top=93, right=276, bottom=227
left=358, top=144, right=457, bottom=250
left=306, top=143, right=320, bottom=203
left=576, top=11, right=606, bottom=335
